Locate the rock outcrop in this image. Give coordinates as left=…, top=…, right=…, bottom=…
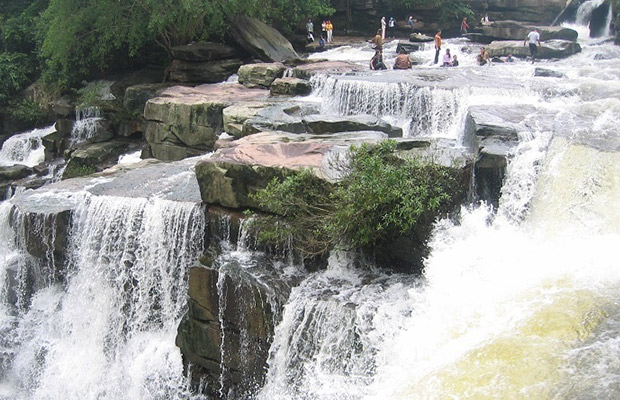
left=143, top=84, right=269, bottom=161
left=237, top=63, right=287, bottom=88
left=228, top=16, right=298, bottom=62
left=486, top=39, right=581, bottom=59
left=478, top=21, right=578, bottom=42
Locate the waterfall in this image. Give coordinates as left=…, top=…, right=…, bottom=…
left=310, top=74, right=537, bottom=140
left=575, top=0, right=607, bottom=25
left=0, top=125, right=55, bottom=168
left=0, top=193, right=206, bottom=400
left=256, top=33, right=620, bottom=400
left=70, top=107, right=102, bottom=144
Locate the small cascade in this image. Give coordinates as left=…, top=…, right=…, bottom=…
left=310, top=75, right=535, bottom=140
left=0, top=125, right=55, bottom=167
left=70, top=107, right=102, bottom=144
left=575, top=0, right=607, bottom=25
left=0, top=193, right=206, bottom=399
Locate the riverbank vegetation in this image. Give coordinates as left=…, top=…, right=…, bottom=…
left=248, top=140, right=462, bottom=261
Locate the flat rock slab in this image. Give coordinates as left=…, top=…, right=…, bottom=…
left=292, top=61, right=365, bottom=79
left=486, top=39, right=581, bottom=59
left=151, top=83, right=270, bottom=105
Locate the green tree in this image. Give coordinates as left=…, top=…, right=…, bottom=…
left=38, top=0, right=333, bottom=89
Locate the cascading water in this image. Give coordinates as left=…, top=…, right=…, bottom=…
left=255, top=22, right=620, bottom=400
left=0, top=158, right=208, bottom=399
left=575, top=0, right=608, bottom=25
left=70, top=107, right=102, bottom=144
left=0, top=125, right=55, bottom=168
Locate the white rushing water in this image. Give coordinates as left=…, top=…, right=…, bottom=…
left=0, top=125, right=55, bottom=168
left=1, top=13, right=619, bottom=400
left=256, top=23, right=620, bottom=400
left=70, top=107, right=103, bottom=144
left=0, top=191, right=206, bottom=400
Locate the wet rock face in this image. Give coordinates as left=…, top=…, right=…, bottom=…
left=176, top=265, right=276, bottom=399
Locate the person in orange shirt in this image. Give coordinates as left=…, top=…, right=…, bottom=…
left=434, top=30, right=442, bottom=64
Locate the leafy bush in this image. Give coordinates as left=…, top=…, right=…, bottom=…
left=7, top=99, right=46, bottom=125
left=0, top=52, right=36, bottom=104
left=250, top=140, right=462, bottom=259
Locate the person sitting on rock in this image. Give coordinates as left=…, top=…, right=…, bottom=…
left=477, top=47, right=490, bottom=65
left=452, top=54, right=459, bottom=66
left=481, top=13, right=491, bottom=26
left=393, top=48, right=413, bottom=69
left=442, top=48, right=452, bottom=67
left=370, top=50, right=387, bottom=70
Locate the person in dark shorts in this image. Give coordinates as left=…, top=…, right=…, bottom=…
left=524, top=29, right=541, bottom=62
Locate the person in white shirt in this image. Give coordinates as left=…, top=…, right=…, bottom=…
left=524, top=29, right=541, bottom=61
left=381, top=17, right=386, bottom=39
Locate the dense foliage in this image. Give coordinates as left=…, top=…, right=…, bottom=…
left=250, top=140, right=461, bottom=259
left=387, top=0, right=473, bottom=22
left=0, top=0, right=47, bottom=105
left=38, top=0, right=335, bottom=88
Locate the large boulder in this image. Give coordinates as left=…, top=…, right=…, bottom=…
left=270, top=77, right=313, bottom=96
left=237, top=63, right=286, bottom=88
left=228, top=16, right=298, bottom=62
left=62, top=138, right=143, bottom=179
left=143, top=84, right=268, bottom=161
left=486, top=39, right=581, bottom=59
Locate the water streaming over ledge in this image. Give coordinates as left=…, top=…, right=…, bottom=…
left=256, top=24, right=620, bottom=400
left=0, top=161, right=207, bottom=399
left=0, top=15, right=619, bottom=400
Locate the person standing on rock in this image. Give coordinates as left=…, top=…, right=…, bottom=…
left=372, top=29, right=383, bottom=50
left=381, top=17, right=386, bottom=39
left=461, top=17, right=469, bottom=35
left=321, top=20, right=327, bottom=40
left=408, top=16, right=415, bottom=32
left=327, top=20, right=333, bottom=43
left=306, top=20, right=314, bottom=42
left=434, top=30, right=442, bottom=64
left=524, top=28, right=541, bottom=62
left=388, top=17, right=396, bottom=38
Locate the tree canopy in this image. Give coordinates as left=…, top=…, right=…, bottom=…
left=38, top=0, right=334, bottom=88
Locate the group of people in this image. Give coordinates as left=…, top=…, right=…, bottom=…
left=319, top=14, right=543, bottom=70
left=306, top=19, right=333, bottom=45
